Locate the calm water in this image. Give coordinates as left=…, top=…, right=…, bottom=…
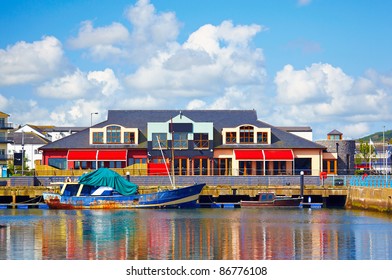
left=0, top=208, right=392, bottom=260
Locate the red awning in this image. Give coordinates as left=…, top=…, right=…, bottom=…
left=98, top=150, right=127, bottom=161
left=263, top=149, right=294, bottom=161
left=67, top=150, right=97, bottom=161
left=234, top=149, right=264, bottom=160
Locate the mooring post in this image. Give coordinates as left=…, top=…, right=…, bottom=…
left=12, top=190, right=16, bottom=209
left=300, top=171, right=304, bottom=199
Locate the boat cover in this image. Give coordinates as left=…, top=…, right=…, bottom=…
left=78, top=168, right=138, bottom=196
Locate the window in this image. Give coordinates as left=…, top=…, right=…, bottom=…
left=152, top=133, right=167, bottom=149
left=214, top=158, right=232, bottom=175
left=93, top=132, right=104, bottom=144
left=173, top=132, right=188, bottom=149
left=48, top=158, right=67, bottom=169
left=107, top=126, right=121, bottom=143
left=124, top=132, right=135, bottom=144
left=240, top=126, right=254, bottom=143
left=226, top=132, right=236, bottom=144
left=194, top=133, right=209, bottom=149
left=257, top=132, right=268, bottom=144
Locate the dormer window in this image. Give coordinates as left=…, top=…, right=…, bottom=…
left=257, top=132, right=268, bottom=144
left=107, top=126, right=121, bottom=143
left=173, top=132, right=188, bottom=149
left=194, top=133, right=209, bottom=149
left=152, top=133, right=167, bottom=149
left=240, top=126, right=254, bottom=143
left=124, top=132, right=135, bottom=144
left=226, top=132, right=237, bottom=144
left=93, top=132, right=104, bottom=144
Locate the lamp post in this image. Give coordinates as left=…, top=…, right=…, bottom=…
left=21, top=131, right=24, bottom=176
left=90, top=112, right=98, bottom=127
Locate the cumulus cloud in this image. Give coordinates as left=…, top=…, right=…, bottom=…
left=66, top=0, right=180, bottom=63
left=37, top=69, right=93, bottom=99
left=68, top=21, right=130, bottom=60
left=0, top=94, right=9, bottom=110
left=0, top=36, right=64, bottom=86
left=87, top=68, right=121, bottom=96
left=272, top=63, right=392, bottom=139
left=125, top=0, right=179, bottom=46
left=37, top=68, right=122, bottom=99
left=126, top=20, right=266, bottom=101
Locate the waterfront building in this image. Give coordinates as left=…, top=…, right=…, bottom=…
left=10, top=132, right=49, bottom=171
left=0, top=112, right=13, bottom=176
left=39, top=109, right=327, bottom=176
left=16, top=124, right=86, bottom=142
left=316, top=130, right=356, bottom=175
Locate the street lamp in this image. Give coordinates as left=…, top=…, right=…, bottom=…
left=90, top=112, right=98, bottom=127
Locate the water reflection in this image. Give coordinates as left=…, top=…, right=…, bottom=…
left=0, top=208, right=391, bottom=260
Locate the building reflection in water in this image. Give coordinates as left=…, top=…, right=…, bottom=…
left=0, top=208, right=392, bottom=260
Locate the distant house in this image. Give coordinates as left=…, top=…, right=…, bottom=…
left=277, top=126, right=313, bottom=141
left=40, top=110, right=327, bottom=176
left=10, top=131, right=50, bottom=170
left=316, top=129, right=356, bottom=175
left=17, top=124, right=86, bottom=142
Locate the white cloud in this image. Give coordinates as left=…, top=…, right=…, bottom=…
left=68, top=21, right=130, bottom=49
left=87, top=68, right=121, bottom=96
left=125, top=0, right=179, bottom=45
left=37, top=68, right=122, bottom=99
left=0, top=36, right=65, bottom=86
left=272, top=63, right=392, bottom=139
left=125, top=20, right=266, bottom=102
left=0, top=94, right=9, bottom=110
left=37, top=69, right=92, bottom=99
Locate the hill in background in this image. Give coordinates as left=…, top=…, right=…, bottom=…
left=358, top=130, right=392, bottom=143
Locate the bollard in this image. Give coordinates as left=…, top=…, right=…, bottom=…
left=300, top=171, right=304, bottom=199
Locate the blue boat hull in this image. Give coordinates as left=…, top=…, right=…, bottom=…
left=43, top=183, right=205, bottom=209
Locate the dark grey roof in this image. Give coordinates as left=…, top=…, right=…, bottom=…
left=11, top=132, right=50, bottom=145
left=328, top=129, right=343, bottom=135
left=40, top=110, right=325, bottom=150
left=278, top=126, right=312, bottom=132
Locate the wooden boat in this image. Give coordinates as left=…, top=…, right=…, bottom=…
left=240, top=192, right=302, bottom=208
left=43, top=168, right=205, bottom=209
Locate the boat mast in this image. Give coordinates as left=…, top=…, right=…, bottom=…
left=170, top=118, right=176, bottom=188
left=156, top=135, right=175, bottom=189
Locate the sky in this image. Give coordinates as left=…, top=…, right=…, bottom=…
left=1, top=0, right=392, bottom=140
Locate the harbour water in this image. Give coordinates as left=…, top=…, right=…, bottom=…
left=0, top=208, right=392, bottom=260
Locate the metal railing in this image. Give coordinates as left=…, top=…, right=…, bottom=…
left=349, top=175, right=392, bottom=188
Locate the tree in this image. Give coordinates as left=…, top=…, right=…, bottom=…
left=355, top=140, right=376, bottom=172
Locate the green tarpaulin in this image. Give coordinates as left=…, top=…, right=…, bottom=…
left=78, top=168, right=138, bottom=196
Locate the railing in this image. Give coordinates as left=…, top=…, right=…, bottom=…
left=349, top=175, right=392, bottom=188
left=0, top=122, right=13, bottom=129
left=0, top=137, right=13, bottom=143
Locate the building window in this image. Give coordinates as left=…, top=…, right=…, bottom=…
left=124, top=132, right=135, bottom=144
left=193, top=158, right=208, bottom=175
left=240, top=126, right=254, bottom=143
left=107, top=126, right=121, bottom=143
left=152, top=133, right=167, bottom=149
left=93, top=132, right=104, bottom=144
left=257, top=132, right=268, bottom=144
left=214, top=158, right=232, bottom=175
left=194, top=133, right=209, bottom=149
left=226, top=132, right=236, bottom=144
left=173, top=132, right=188, bottom=149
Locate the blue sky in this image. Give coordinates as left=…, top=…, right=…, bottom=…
left=1, top=0, right=392, bottom=140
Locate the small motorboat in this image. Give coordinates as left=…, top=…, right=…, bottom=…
left=240, top=192, right=302, bottom=208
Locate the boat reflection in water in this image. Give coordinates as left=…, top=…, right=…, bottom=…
left=1, top=208, right=392, bottom=260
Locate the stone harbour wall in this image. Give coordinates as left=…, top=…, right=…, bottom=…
left=346, top=186, right=392, bottom=212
